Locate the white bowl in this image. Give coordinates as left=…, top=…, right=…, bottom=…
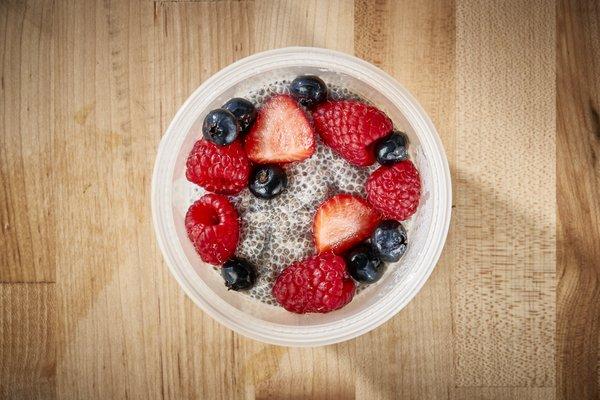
left=152, top=47, right=452, bottom=346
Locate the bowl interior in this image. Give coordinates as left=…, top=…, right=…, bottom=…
left=153, top=48, right=450, bottom=345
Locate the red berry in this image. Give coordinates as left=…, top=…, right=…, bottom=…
left=366, top=160, right=421, bottom=221
left=186, top=139, right=250, bottom=195
left=244, top=95, right=315, bottom=163
left=312, top=100, right=393, bottom=166
left=313, top=194, right=380, bottom=254
left=272, top=252, right=356, bottom=314
left=185, top=194, right=239, bottom=265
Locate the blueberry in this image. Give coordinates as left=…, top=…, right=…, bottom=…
left=375, top=131, right=409, bottom=165
left=346, top=243, right=386, bottom=284
left=222, top=98, right=257, bottom=134
left=221, top=258, right=257, bottom=290
left=202, top=109, right=239, bottom=146
left=290, top=75, right=328, bottom=107
left=371, top=220, right=407, bottom=262
left=249, top=164, right=287, bottom=199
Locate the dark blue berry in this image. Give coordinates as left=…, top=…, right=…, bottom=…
left=202, top=109, right=239, bottom=146
left=346, top=243, right=385, bottom=284
left=290, top=75, right=328, bottom=107
left=249, top=164, right=287, bottom=199
left=375, top=131, right=409, bottom=165
left=221, top=258, right=257, bottom=290
left=371, top=220, right=407, bottom=262
left=222, top=98, right=257, bottom=134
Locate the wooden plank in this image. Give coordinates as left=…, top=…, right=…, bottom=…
left=452, top=387, right=555, bottom=400
left=454, top=0, right=556, bottom=387
left=0, top=0, right=56, bottom=282
left=0, top=283, right=55, bottom=400
left=354, top=1, right=456, bottom=399
left=556, top=0, right=600, bottom=399
left=52, top=1, right=163, bottom=398
left=251, top=0, right=354, bottom=53
left=155, top=3, right=251, bottom=397
left=236, top=342, right=356, bottom=400
left=1, top=0, right=580, bottom=398
left=154, top=1, right=357, bottom=399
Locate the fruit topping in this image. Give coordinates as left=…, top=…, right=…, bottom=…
left=249, top=164, right=288, bottom=199
left=290, top=75, right=328, bottom=107
left=244, top=95, right=315, bottom=163
left=346, top=243, right=385, bottom=283
left=222, top=98, right=257, bottom=134
left=273, top=252, right=355, bottom=314
left=371, top=220, right=408, bottom=262
left=185, top=194, right=239, bottom=265
left=202, top=109, right=240, bottom=146
left=375, top=131, right=409, bottom=165
left=312, top=100, right=393, bottom=166
left=313, top=194, right=380, bottom=254
left=186, top=139, right=250, bottom=195
left=221, top=258, right=257, bottom=290
left=366, top=160, right=421, bottom=221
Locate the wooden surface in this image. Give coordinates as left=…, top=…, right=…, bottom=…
left=556, top=0, right=600, bottom=399
left=0, top=0, right=597, bottom=399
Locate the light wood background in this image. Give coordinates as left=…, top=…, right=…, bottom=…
left=0, top=0, right=598, bottom=399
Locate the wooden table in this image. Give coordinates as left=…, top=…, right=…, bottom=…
left=1, top=0, right=598, bottom=399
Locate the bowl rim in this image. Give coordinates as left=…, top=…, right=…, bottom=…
left=151, top=46, right=452, bottom=346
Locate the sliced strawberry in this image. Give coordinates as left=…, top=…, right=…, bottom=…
left=244, top=95, right=315, bottom=163
left=313, top=194, right=381, bottom=254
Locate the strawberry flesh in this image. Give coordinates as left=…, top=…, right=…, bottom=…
left=244, top=95, right=315, bottom=163
left=313, top=194, right=380, bottom=254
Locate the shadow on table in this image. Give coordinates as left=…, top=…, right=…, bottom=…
left=250, top=168, right=557, bottom=399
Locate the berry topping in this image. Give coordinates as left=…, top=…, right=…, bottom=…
left=371, top=220, right=407, bottom=262
left=366, top=160, right=421, bottom=221
left=221, top=258, right=257, bottom=291
left=345, top=243, right=385, bottom=284
left=185, top=194, right=239, bottom=265
left=272, top=252, right=355, bottom=314
left=290, top=75, right=328, bottom=107
left=375, top=131, right=409, bottom=165
left=313, top=194, right=380, bottom=254
left=244, top=95, right=315, bottom=163
left=202, top=109, right=240, bottom=146
left=185, top=139, right=250, bottom=195
left=249, top=164, right=287, bottom=199
left=222, top=98, right=257, bottom=134
left=312, top=100, right=393, bottom=166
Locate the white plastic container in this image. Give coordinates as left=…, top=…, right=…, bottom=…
left=152, top=47, right=452, bottom=346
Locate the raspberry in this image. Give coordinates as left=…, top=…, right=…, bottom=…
left=186, top=139, right=250, bottom=195
left=312, top=100, right=393, bottom=166
left=272, top=252, right=356, bottom=314
left=185, top=194, right=239, bottom=265
left=366, top=160, right=421, bottom=221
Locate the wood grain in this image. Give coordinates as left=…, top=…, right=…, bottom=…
left=52, top=1, right=163, bottom=398
left=454, top=0, right=556, bottom=387
left=155, top=3, right=254, bottom=399
left=354, top=0, right=456, bottom=399
left=252, top=0, right=354, bottom=53
left=155, top=2, right=357, bottom=399
left=451, top=387, right=555, bottom=400
left=0, top=283, right=55, bottom=400
left=557, top=0, right=600, bottom=398
left=1, top=0, right=598, bottom=398
left=0, top=0, right=56, bottom=282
